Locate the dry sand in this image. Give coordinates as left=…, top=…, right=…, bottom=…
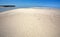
left=0, top=8, right=60, bottom=37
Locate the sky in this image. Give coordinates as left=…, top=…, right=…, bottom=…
left=0, top=0, right=60, bottom=8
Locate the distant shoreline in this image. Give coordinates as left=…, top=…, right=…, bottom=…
left=0, top=7, right=60, bottom=12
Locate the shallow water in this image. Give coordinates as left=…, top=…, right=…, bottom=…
left=0, top=7, right=17, bottom=12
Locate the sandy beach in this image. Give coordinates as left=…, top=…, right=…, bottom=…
left=0, top=8, right=60, bottom=37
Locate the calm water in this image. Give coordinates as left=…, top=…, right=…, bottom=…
left=0, top=7, right=17, bottom=12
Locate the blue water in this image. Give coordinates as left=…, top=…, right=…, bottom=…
left=0, top=7, right=17, bottom=12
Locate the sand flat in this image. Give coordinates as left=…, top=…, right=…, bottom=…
left=0, top=8, right=60, bottom=37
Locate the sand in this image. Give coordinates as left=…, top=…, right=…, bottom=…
left=0, top=8, right=60, bottom=37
